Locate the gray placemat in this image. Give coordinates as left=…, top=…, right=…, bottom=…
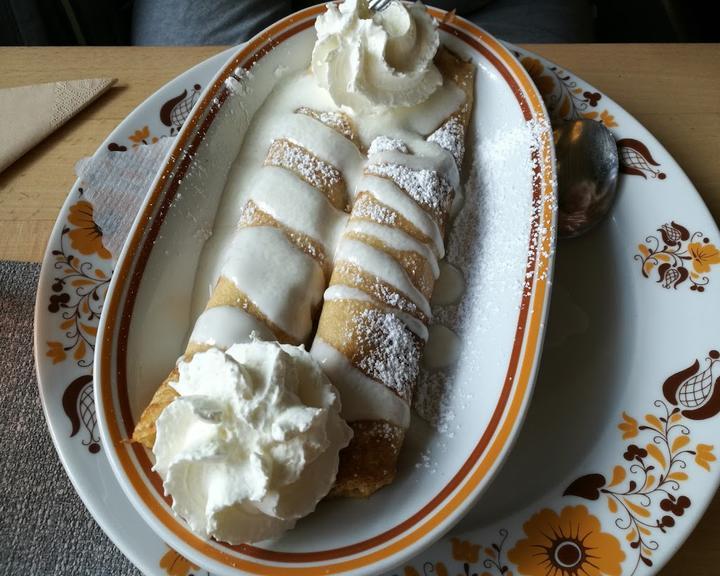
left=0, top=260, right=141, bottom=576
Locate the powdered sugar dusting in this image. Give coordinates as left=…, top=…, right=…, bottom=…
left=413, top=118, right=555, bottom=432
left=368, top=136, right=409, bottom=155
left=295, top=107, right=355, bottom=140
left=335, top=262, right=422, bottom=319
left=365, top=163, right=453, bottom=219
left=352, top=194, right=398, bottom=227
left=265, top=138, right=342, bottom=193
left=354, top=308, right=420, bottom=404
left=427, top=116, right=465, bottom=168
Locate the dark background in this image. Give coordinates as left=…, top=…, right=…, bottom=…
left=1, top=0, right=717, bottom=46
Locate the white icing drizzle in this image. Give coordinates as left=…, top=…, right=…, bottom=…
left=334, top=237, right=431, bottom=318
left=220, top=226, right=324, bottom=341
left=344, top=218, right=439, bottom=278
left=357, top=174, right=444, bottom=257
left=211, top=73, right=363, bottom=234
left=246, top=166, right=348, bottom=255
left=422, top=324, right=460, bottom=370
left=183, top=62, right=471, bottom=434
left=323, top=284, right=428, bottom=341
left=311, top=338, right=411, bottom=428
left=354, top=80, right=466, bottom=142
left=431, top=260, right=465, bottom=306
left=189, top=306, right=273, bottom=349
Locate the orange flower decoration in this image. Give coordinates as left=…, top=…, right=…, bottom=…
left=695, top=443, right=716, bottom=471
left=46, top=341, right=66, bottom=364
left=129, top=125, right=150, bottom=143
left=507, top=505, right=625, bottom=576
left=159, top=548, right=199, bottom=576
left=618, top=412, right=638, bottom=440
left=688, top=241, right=720, bottom=274
left=521, top=57, right=555, bottom=97
left=452, top=537, right=481, bottom=563
left=600, top=110, right=618, bottom=128
left=67, top=201, right=111, bottom=260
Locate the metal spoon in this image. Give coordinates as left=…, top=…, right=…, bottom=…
left=368, top=0, right=392, bottom=11
left=555, top=118, right=619, bottom=238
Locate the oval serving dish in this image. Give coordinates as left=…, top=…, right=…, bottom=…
left=94, top=5, right=556, bottom=575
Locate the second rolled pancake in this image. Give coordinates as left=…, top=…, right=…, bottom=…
left=312, top=47, right=476, bottom=497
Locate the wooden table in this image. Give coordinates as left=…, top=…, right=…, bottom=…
left=1, top=45, right=718, bottom=574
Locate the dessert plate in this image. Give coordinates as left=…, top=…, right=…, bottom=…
left=34, top=13, right=720, bottom=576
left=92, top=7, right=554, bottom=576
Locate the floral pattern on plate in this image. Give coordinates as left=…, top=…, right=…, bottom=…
left=43, top=82, right=202, bottom=455
left=107, top=83, right=201, bottom=151
left=34, top=41, right=720, bottom=576
left=398, top=351, right=719, bottom=576
left=518, top=54, right=667, bottom=182
left=44, top=194, right=111, bottom=454
left=159, top=547, right=205, bottom=576
left=517, top=55, right=617, bottom=128
left=635, top=221, right=720, bottom=292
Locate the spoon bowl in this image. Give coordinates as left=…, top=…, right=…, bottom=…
left=556, top=118, right=619, bottom=238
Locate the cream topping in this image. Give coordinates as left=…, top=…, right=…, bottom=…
left=219, top=226, right=325, bottom=341
left=153, top=343, right=352, bottom=544
left=247, top=166, right=348, bottom=256
left=189, top=306, right=274, bottom=349
left=312, top=0, right=442, bottom=113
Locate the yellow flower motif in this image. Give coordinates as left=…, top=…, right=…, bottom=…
left=67, top=201, right=111, bottom=260
left=600, top=110, right=617, bottom=128
left=452, top=537, right=481, bottom=563
left=159, top=548, right=199, bottom=576
left=46, top=341, right=66, bottom=364
left=507, top=505, right=625, bottom=576
left=618, top=411, right=638, bottom=440
left=696, top=444, right=716, bottom=471
left=129, top=125, right=150, bottom=143
left=520, top=57, right=555, bottom=97
left=688, top=241, right=720, bottom=274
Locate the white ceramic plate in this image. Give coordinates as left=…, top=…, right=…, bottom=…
left=34, top=16, right=720, bottom=576
left=91, top=7, right=554, bottom=576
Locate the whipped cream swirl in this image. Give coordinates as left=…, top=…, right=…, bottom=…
left=153, top=341, right=352, bottom=544
left=312, top=0, right=442, bottom=113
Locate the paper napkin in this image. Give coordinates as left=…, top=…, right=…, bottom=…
left=0, top=78, right=116, bottom=173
